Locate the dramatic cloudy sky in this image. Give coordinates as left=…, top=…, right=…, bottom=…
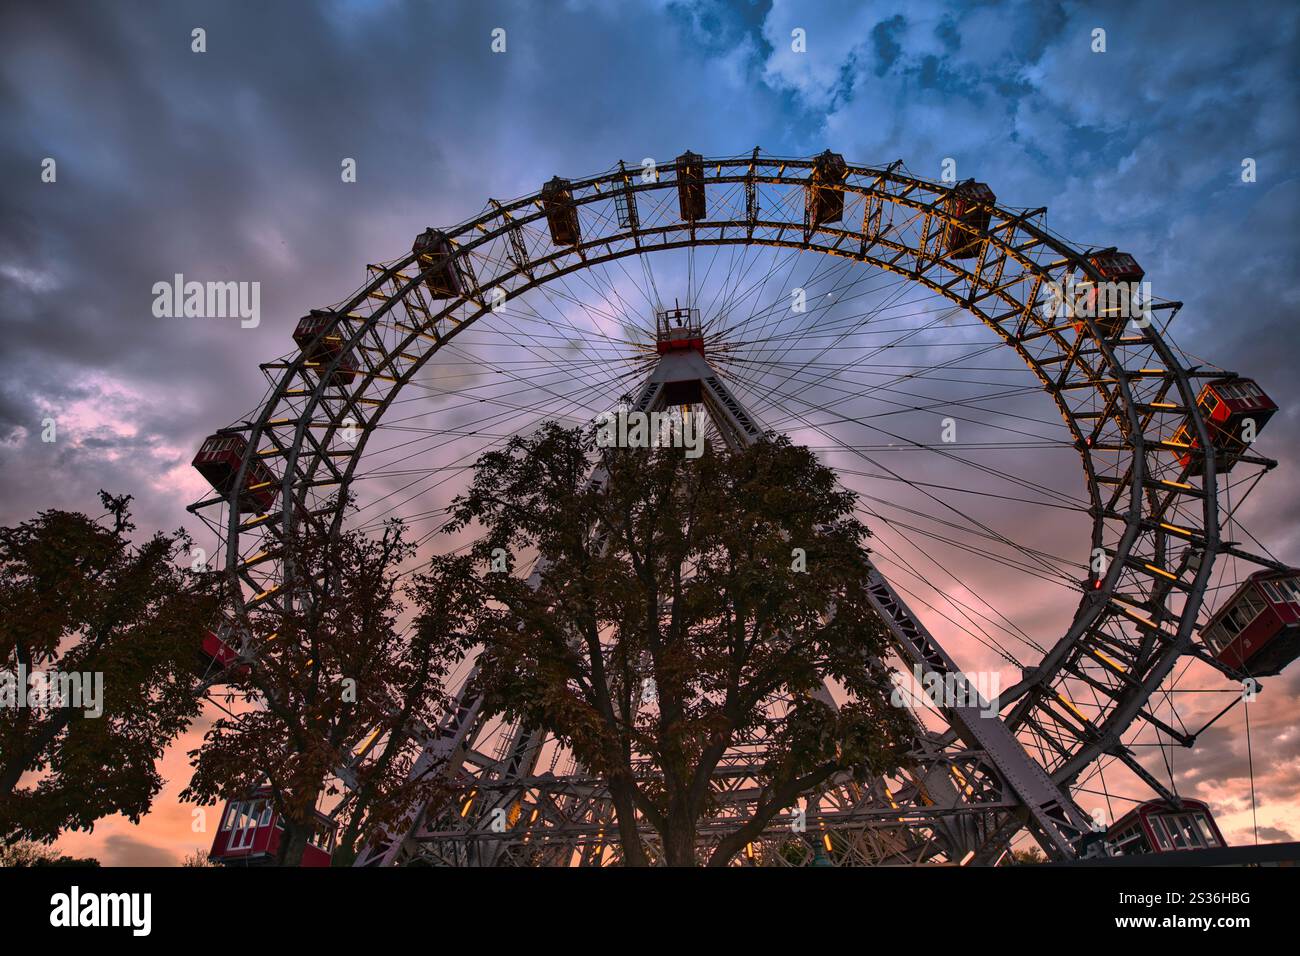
left=2, top=0, right=1297, bottom=864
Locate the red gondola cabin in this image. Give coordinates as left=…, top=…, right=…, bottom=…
left=941, top=181, right=995, bottom=259
left=676, top=150, right=706, bottom=222
left=540, top=176, right=581, bottom=246
left=805, top=150, right=848, bottom=227
left=655, top=306, right=703, bottom=356
left=293, top=310, right=356, bottom=386
left=412, top=228, right=470, bottom=300
left=209, top=787, right=336, bottom=867
left=1072, top=252, right=1145, bottom=338
left=654, top=306, right=706, bottom=405
left=1172, top=377, right=1276, bottom=476
left=1105, top=799, right=1225, bottom=856
left=1200, top=569, right=1300, bottom=676
left=195, top=627, right=249, bottom=682
left=192, top=433, right=278, bottom=514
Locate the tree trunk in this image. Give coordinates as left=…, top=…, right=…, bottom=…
left=608, top=779, right=649, bottom=866
left=661, top=812, right=698, bottom=867
left=0, top=710, right=72, bottom=797
left=277, top=821, right=311, bottom=867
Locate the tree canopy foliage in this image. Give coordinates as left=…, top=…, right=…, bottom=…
left=182, top=511, right=470, bottom=865
left=0, top=493, right=218, bottom=845
left=421, top=424, right=914, bottom=866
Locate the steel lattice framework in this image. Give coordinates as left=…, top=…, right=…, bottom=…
left=189, top=150, right=1279, bottom=866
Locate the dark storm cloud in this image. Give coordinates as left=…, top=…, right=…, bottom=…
left=97, top=833, right=180, bottom=867
left=4, top=0, right=1294, bottom=527
left=1256, top=825, right=1295, bottom=842
left=0, top=0, right=794, bottom=534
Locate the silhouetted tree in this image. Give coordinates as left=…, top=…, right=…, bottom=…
left=421, top=424, right=913, bottom=866
left=182, top=513, right=469, bottom=866
left=0, top=493, right=219, bottom=845
left=1012, top=846, right=1047, bottom=865
left=180, top=848, right=217, bottom=867
left=0, top=839, right=99, bottom=867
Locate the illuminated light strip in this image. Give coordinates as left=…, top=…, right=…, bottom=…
left=354, top=727, right=381, bottom=756
left=394, top=323, right=440, bottom=343
left=1112, top=602, right=1160, bottom=631
left=238, top=550, right=270, bottom=570
left=1087, top=647, right=1127, bottom=674
left=1054, top=692, right=1087, bottom=723
left=950, top=766, right=974, bottom=797
left=1144, top=562, right=1178, bottom=582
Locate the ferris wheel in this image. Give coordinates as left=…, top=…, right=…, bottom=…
left=187, top=149, right=1297, bottom=866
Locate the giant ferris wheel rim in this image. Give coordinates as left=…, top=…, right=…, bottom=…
left=191, top=148, right=1231, bottom=799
